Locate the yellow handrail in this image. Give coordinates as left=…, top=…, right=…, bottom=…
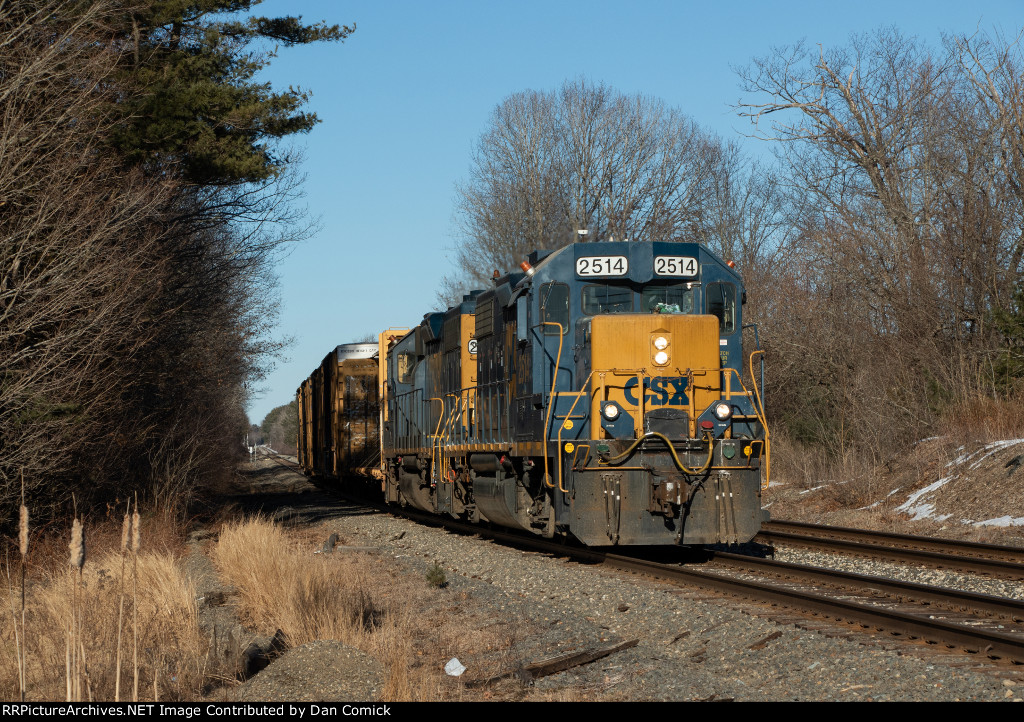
left=746, top=349, right=771, bottom=489
left=428, top=397, right=444, bottom=485
left=554, top=370, right=596, bottom=492
left=541, top=322, right=564, bottom=490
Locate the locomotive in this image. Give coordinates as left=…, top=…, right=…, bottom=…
left=297, top=239, right=769, bottom=546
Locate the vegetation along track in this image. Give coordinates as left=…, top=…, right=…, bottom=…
left=757, top=520, right=1024, bottom=580
left=259, top=450, right=1024, bottom=667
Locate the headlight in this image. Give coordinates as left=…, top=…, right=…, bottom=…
left=713, top=402, right=732, bottom=421
left=653, top=336, right=669, bottom=350
left=654, top=351, right=669, bottom=365
left=602, top=403, right=620, bottom=420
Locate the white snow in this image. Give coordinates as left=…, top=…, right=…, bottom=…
left=895, top=476, right=952, bottom=521
left=972, top=515, right=1024, bottom=528
left=799, top=484, right=828, bottom=495
left=891, top=438, right=1024, bottom=525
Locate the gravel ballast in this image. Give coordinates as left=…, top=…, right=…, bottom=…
left=307, top=503, right=1024, bottom=702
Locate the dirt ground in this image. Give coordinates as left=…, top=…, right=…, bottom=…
left=763, top=436, right=1024, bottom=545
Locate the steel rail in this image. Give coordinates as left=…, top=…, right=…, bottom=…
left=762, top=519, right=1024, bottom=563
left=600, top=553, right=1024, bottom=664
left=757, top=524, right=1024, bottom=580
left=709, top=552, right=1024, bottom=622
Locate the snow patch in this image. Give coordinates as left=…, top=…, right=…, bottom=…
left=799, top=484, right=827, bottom=495
left=895, top=477, right=952, bottom=521
left=966, top=439, right=1024, bottom=469
left=972, top=515, right=1024, bottom=528
left=858, top=487, right=902, bottom=511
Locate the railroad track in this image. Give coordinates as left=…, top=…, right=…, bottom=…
left=387, top=508, right=1024, bottom=666
left=256, top=449, right=1024, bottom=666
left=757, top=519, right=1024, bottom=580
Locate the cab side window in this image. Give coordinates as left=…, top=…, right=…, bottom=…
left=706, top=282, right=736, bottom=334
left=396, top=352, right=416, bottom=384
left=540, top=282, right=569, bottom=335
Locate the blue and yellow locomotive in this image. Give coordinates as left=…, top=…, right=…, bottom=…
left=375, top=239, right=769, bottom=546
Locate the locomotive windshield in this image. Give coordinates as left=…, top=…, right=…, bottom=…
left=578, top=282, right=695, bottom=315
left=582, top=284, right=633, bottom=314
left=642, top=283, right=694, bottom=313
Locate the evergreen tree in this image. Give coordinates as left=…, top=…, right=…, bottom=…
left=111, top=0, right=353, bottom=184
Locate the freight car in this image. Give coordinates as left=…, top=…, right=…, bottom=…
left=296, top=343, right=381, bottom=479
left=298, top=239, right=769, bottom=546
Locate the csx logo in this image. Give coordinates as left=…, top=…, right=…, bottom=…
left=623, top=376, right=689, bottom=406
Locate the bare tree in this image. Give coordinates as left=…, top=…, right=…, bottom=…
left=735, top=27, right=1024, bottom=456
left=0, top=1, right=311, bottom=520
left=446, top=78, right=729, bottom=295
left=0, top=1, right=177, bottom=514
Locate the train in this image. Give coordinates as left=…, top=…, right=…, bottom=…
left=296, top=239, right=770, bottom=546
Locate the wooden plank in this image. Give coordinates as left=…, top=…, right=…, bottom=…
left=465, top=639, right=639, bottom=687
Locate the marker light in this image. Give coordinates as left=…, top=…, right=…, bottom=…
left=653, top=336, right=669, bottom=350
left=654, top=351, right=669, bottom=365
left=603, top=404, right=620, bottom=421
left=713, top=402, right=733, bottom=421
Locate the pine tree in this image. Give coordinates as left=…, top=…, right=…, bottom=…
left=111, top=0, right=353, bottom=184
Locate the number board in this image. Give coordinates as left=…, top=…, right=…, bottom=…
left=654, top=256, right=698, bottom=277
left=467, top=339, right=478, bottom=355
left=576, top=256, right=628, bottom=277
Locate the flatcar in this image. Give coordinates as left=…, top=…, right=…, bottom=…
left=298, top=239, right=769, bottom=546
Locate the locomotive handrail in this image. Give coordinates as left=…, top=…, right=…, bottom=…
left=551, top=365, right=734, bottom=489
left=552, top=369, right=597, bottom=491
left=746, top=349, right=771, bottom=489
left=541, top=321, right=565, bottom=491
left=714, top=362, right=771, bottom=489
left=428, top=397, right=444, bottom=485
left=436, top=393, right=461, bottom=480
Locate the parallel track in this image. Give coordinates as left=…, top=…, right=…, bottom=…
left=757, top=519, right=1024, bottom=580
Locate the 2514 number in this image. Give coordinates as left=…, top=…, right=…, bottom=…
left=576, top=256, right=628, bottom=277
left=654, top=256, right=698, bottom=277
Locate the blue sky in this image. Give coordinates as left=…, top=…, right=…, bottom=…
left=245, top=0, right=1024, bottom=425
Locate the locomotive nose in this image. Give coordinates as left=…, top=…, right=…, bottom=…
left=586, top=314, right=722, bottom=440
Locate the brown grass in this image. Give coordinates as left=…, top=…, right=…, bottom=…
left=0, top=547, right=204, bottom=701
left=212, top=517, right=527, bottom=701
left=212, top=518, right=382, bottom=647
left=936, top=395, right=1024, bottom=449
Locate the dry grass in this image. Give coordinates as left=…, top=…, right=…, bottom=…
left=764, top=394, right=1024, bottom=541
left=212, top=518, right=382, bottom=648
left=936, top=395, right=1024, bottom=449
left=1, top=547, right=204, bottom=701
left=212, top=517, right=525, bottom=701
left=213, top=517, right=450, bottom=700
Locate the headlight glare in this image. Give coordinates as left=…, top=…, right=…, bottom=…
left=713, top=402, right=732, bottom=421
left=654, top=351, right=669, bottom=365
